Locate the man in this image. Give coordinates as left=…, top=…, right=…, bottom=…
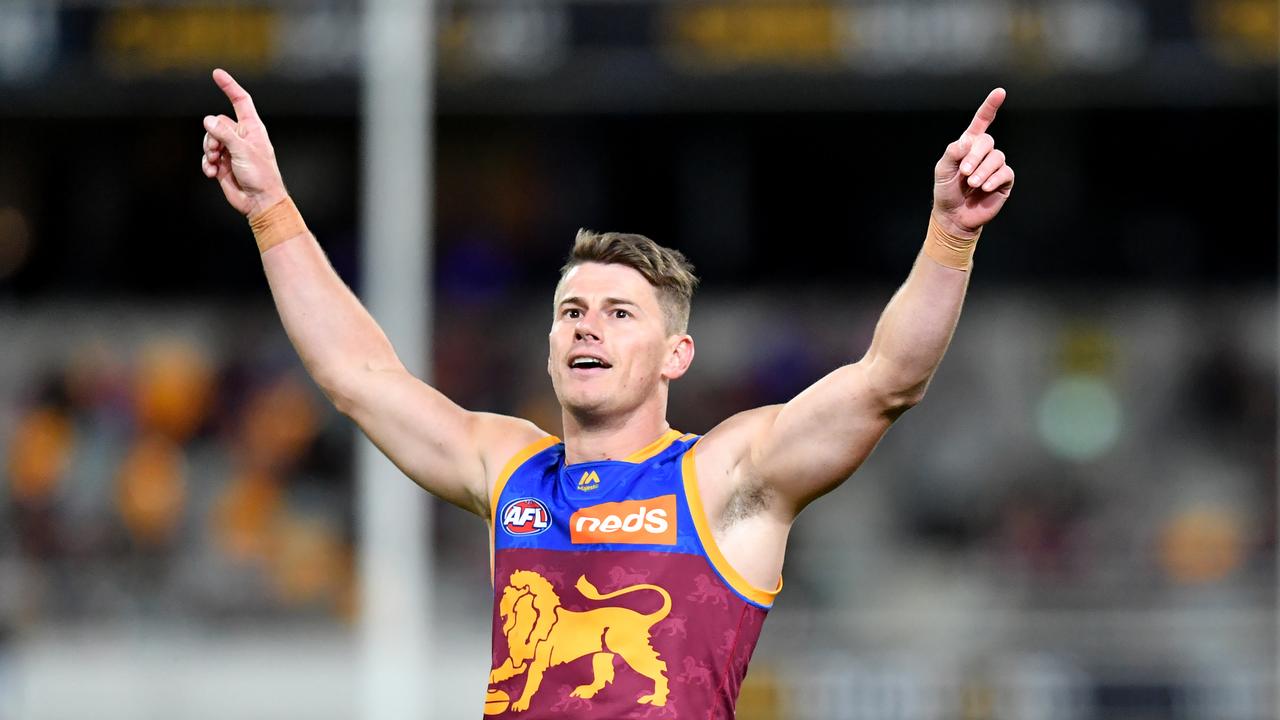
left=201, top=68, right=1013, bottom=718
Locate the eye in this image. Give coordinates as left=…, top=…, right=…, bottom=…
left=612, top=309, right=630, bottom=319
left=563, top=308, right=582, bottom=319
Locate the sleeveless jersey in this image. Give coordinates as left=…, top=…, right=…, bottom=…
left=484, top=429, right=781, bottom=719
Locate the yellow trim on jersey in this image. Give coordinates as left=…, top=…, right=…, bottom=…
left=490, top=435, right=562, bottom=523
left=488, top=435, right=561, bottom=582
left=623, top=428, right=685, bottom=463
left=681, top=445, right=782, bottom=607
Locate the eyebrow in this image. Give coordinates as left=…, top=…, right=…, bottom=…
left=557, top=296, right=639, bottom=309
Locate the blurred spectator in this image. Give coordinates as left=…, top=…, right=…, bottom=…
left=213, top=466, right=282, bottom=564
left=134, top=339, right=214, bottom=443
left=116, top=432, right=187, bottom=547
left=1158, top=503, right=1245, bottom=586
left=8, top=403, right=73, bottom=508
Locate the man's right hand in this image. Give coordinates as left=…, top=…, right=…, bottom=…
left=201, top=68, right=288, bottom=218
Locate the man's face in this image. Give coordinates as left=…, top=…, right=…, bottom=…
left=548, top=262, right=688, bottom=420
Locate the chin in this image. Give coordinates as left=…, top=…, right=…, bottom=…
left=560, top=392, right=609, bottom=418
left=555, top=383, right=621, bottom=422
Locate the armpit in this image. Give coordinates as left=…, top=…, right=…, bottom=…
left=717, top=480, right=774, bottom=532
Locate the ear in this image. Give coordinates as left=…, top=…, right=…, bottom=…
left=661, top=334, right=695, bottom=381
left=546, top=330, right=555, bottom=378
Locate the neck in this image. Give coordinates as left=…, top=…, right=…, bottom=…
left=561, top=402, right=671, bottom=465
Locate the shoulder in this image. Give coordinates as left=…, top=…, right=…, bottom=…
left=472, top=413, right=557, bottom=513
left=474, top=412, right=556, bottom=470
left=693, top=404, right=782, bottom=469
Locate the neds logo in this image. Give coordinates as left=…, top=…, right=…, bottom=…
left=570, top=495, right=677, bottom=545
left=501, top=498, right=552, bottom=536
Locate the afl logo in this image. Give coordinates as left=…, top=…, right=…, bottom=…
left=501, top=498, right=553, bottom=536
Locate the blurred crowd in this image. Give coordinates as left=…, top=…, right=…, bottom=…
left=0, top=315, right=356, bottom=626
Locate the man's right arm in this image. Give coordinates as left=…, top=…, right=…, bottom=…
left=259, top=228, right=547, bottom=516
left=200, top=68, right=546, bottom=518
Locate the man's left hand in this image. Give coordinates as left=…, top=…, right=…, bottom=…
left=932, top=88, right=1015, bottom=237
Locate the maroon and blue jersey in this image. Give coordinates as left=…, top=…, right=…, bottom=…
left=483, top=430, right=781, bottom=719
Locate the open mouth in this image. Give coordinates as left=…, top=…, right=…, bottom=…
left=568, top=355, right=612, bottom=371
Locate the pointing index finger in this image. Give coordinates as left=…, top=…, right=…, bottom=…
left=212, top=67, right=259, bottom=123
left=964, top=87, right=1006, bottom=137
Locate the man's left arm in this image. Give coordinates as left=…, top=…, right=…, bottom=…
left=741, top=88, right=1015, bottom=515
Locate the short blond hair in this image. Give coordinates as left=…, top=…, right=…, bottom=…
left=560, top=229, right=699, bottom=335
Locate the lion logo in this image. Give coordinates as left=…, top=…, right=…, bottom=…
left=488, top=570, right=671, bottom=713
left=687, top=574, right=729, bottom=609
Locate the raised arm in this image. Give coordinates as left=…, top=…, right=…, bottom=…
left=200, top=68, right=544, bottom=517
left=701, top=89, right=1015, bottom=517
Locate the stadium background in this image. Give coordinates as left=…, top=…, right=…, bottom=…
left=0, top=1, right=1275, bottom=718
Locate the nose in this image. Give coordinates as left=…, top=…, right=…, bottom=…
left=574, top=313, right=601, bottom=342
